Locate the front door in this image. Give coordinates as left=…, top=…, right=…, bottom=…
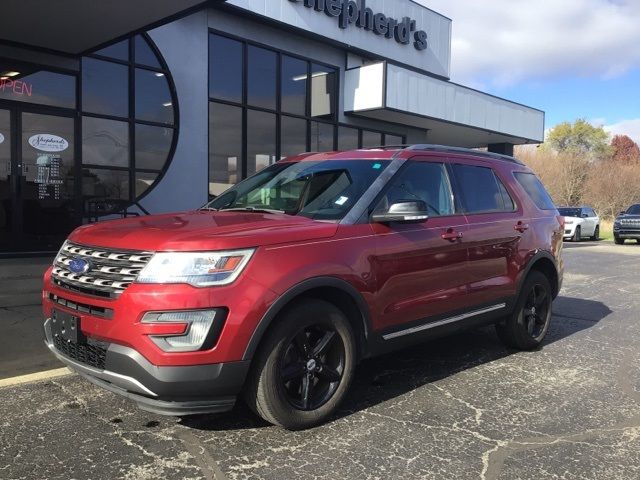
left=0, top=106, right=77, bottom=253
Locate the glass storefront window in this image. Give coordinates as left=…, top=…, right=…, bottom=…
left=311, top=64, right=336, bottom=119
left=281, top=116, right=308, bottom=159
left=281, top=55, right=307, bottom=116
left=82, top=58, right=129, bottom=117
left=247, top=46, right=277, bottom=110
left=385, top=134, right=404, bottom=146
left=94, top=40, right=129, bottom=61
left=310, top=122, right=335, bottom=152
left=82, top=168, right=130, bottom=202
left=247, top=109, right=276, bottom=176
left=0, top=65, right=76, bottom=109
left=135, top=69, right=174, bottom=125
left=135, top=171, right=159, bottom=197
left=135, top=124, right=172, bottom=170
left=82, top=116, right=129, bottom=167
left=209, top=102, right=242, bottom=196
left=209, top=35, right=243, bottom=103
left=339, top=126, right=359, bottom=151
left=362, top=130, right=383, bottom=147
left=134, top=35, right=161, bottom=68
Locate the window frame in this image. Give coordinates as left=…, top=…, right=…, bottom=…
left=208, top=29, right=406, bottom=196
left=449, top=162, right=519, bottom=216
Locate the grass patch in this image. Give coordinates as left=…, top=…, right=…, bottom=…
left=599, top=220, right=613, bottom=241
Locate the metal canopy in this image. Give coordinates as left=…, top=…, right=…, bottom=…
left=0, top=0, right=209, bottom=54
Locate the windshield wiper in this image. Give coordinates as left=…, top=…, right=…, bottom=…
left=220, top=207, right=286, bottom=214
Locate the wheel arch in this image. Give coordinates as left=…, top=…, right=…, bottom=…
left=242, top=277, right=373, bottom=363
left=520, top=251, right=560, bottom=299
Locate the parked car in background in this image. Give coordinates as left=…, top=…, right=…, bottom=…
left=42, top=145, right=564, bottom=430
left=613, top=204, right=640, bottom=245
left=558, top=207, right=600, bottom=242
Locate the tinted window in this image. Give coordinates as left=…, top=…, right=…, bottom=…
left=281, top=116, right=308, bottom=158
left=134, top=35, right=161, bottom=68
left=82, top=168, right=130, bottom=202
left=376, top=162, right=454, bottom=217
left=339, top=126, right=359, bottom=151
left=310, top=64, right=336, bottom=118
left=94, top=40, right=129, bottom=61
left=135, top=69, right=174, bottom=124
left=209, top=35, right=243, bottom=103
left=135, top=124, right=172, bottom=170
left=514, top=172, right=556, bottom=210
left=627, top=205, right=640, bottom=215
left=0, top=66, right=76, bottom=109
left=82, top=58, right=128, bottom=117
left=453, top=164, right=515, bottom=213
left=362, top=130, right=382, bottom=147
left=310, top=122, right=334, bottom=152
left=82, top=116, right=129, bottom=167
left=558, top=207, right=581, bottom=217
left=209, top=102, right=242, bottom=196
left=247, top=110, right=276, bottom=176
left=281, top=55, right=307, bottom=115
left=247, top=46, right=277, bottom=110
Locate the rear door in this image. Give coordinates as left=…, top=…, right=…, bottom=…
left=370, top=158, right=472, bottom=333
left=449, top=161, right=522, bottom=309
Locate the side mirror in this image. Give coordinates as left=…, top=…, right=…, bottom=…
left=619, top=211, right=627, bottom=216
left=372, top=200, right=429, bottom=224
left=581, top=213, right=589, bottom=218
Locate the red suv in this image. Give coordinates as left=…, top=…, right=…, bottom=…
left=43, top=145, right=564, bottom=430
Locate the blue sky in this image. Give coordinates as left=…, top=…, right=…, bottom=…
left=424, top=0, right=640, bottom=142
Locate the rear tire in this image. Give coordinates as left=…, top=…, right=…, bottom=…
left=591, top=226, right=600, bottom=241
left=572, top=226, right=581, bottom=242
left=496, top=271, right=553, bottom=351
left=244, top=299, right=356, bottom=430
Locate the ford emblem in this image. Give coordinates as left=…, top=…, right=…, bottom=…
left=69, top=258, right=91, bottom=274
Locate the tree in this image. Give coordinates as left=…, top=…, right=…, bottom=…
left=545, top=119, right=610, bottom=159
left=583, top=162, right=640, bottom=219
left=610, top=135, right=640, bottom=163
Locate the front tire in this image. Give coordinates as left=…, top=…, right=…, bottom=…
left=614, top=236, right=625, bottom=245
left=591, top=225, right=600, bottom=241
left=244, top=299, right=356, bottom=430
left=496, top=271, right=553, bottom=351
left=572, top=226, right=581, bottom=242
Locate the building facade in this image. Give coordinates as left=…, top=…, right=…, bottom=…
left=0, top=0, right=544, bottom=255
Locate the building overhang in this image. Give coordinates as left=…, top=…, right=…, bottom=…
left=345, top=63, right=545, bottom=147
left=0, top=0, right=210, bottom=55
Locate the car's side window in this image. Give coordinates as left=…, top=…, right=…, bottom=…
left=451, top=164, right=515, bottom=214
left=373, top=161, right=455, bottom=217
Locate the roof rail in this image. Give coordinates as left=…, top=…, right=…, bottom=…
left=360, top=145, right=413, bottom=151
left=405, top=144, right=524, bottom=165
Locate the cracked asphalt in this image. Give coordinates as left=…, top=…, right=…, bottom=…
left=1, top=242, right=640, bottom=480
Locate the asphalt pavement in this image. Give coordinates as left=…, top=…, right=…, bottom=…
left=1, top=241, right=639, bottom=480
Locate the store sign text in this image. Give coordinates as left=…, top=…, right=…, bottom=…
left=28, top=134, right=69, bottom=152
left=289, top=0, right=428, bottom=51
left=0, top=78, right=33, bottom=97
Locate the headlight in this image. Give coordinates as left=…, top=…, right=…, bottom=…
left=564, top=220, right=574, bottom=225
left=137, top=249, right=255, bottom=287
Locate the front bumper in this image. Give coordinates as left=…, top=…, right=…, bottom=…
left=44, top=318, right=250, bottom=416
left=614, top=228, right=640, bottom=239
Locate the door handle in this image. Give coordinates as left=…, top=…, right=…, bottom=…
left=442, top=229, right=463, bottom=242
left=515, top=222, right=529, bottom=233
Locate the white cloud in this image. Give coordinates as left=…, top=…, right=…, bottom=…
left=605, top=119, right=640, bottom=144
left=420, top=0, right=640, bottom=86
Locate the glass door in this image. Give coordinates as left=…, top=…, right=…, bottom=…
left=0, top=108, right=13, bottom=251
left=18, top=111, right=77, bottom=252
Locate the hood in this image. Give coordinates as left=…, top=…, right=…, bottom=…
left=69, top=211, right=339, bottom=252
left=617, top=214, right=640, bottom=220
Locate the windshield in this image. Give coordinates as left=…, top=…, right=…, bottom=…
left=203, top=160, right=391, bottom=220
left=558, top=208, right=582, bottom=217
left=626, top=204, right=640, bottom=215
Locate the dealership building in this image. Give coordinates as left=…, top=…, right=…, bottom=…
left=0, top=0, right=544, bottom=255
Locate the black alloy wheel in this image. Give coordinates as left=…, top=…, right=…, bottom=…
left=496, top=270, right=553, bottom=350
left=522, top=283, right=551, bottom=340
left=244, top=299, right=356, bottom=430
left=280, top=325, right=345, bottom=411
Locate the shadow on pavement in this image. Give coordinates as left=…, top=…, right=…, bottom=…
left=182, top=296, right=612, bottom=432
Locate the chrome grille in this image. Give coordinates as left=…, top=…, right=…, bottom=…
left=620, top=219, right=640, bottom=226
left=52, top=242, right=153, bottom=298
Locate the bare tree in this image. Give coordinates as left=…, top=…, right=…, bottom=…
left=583, top=162, right=640, bottom=219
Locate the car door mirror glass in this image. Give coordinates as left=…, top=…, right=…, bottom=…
left=372, top=201, right=429, bottom=224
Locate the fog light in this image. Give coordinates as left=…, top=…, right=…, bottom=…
left=141, top=310, right=220, bottom=352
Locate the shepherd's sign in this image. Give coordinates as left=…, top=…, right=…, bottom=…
left=289, top=0, right=428, bottom=51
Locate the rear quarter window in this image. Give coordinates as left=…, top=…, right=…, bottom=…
left=514, top=172, right=556, bottom=210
